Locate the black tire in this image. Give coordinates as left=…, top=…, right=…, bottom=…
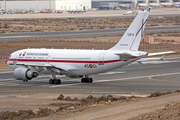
left=54, top=79, right=59, bottom=84
left=81, top=78, right=85, bottom=83
left=49, top=79, right=53, bottom=84
left=58, top=79, right=61, bottom=84
left=89, top=78, right=93, bottom=83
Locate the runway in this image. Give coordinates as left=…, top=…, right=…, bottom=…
left=0, top=55, right=180, bottom=96
left=0, top=26, right=179, bottom=41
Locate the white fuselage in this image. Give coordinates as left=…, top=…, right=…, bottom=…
left=6, top=49, right=147, bottom=76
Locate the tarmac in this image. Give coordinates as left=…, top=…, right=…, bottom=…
left=0, top=8, right=180, bottom=19
left=0, top=26, right=179, bottom=41
left=0, top=55, right=179, bottom=96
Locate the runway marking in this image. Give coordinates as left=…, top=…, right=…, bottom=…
left=0, top=88, right=83, bottom=93
left=0, top=71, right=13, bottom=74
left=0, top=79, right=15, bottom=82
left=121, top=65, right=162, bottom=70
left=148, top=72, right=180, bottom=82
left=98, top=71, right=126, bottom=75
left=51, top=71, right=180, bottom=88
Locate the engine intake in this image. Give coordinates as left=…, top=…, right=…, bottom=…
left=13, top=68, right=39, bottom=80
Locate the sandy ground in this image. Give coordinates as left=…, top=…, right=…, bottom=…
left=0, top=93, right=95, bottom=112
left=0, top=16, right=179, bottom=33
left=1, top=92, right=180, bottom=120
left=30, top=93, right=180, bottom=120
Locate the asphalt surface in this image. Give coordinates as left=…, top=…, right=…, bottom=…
left=0, top=55, right=179, bottom=96
left=0, top=8, right=180, bottom=19
left=0, top=26, right=180, bottom=41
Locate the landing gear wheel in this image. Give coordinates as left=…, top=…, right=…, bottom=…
left=89, top=78, right=93, bottom=83
left=81, top=78, right=93, bottom=83
left=49, top=79, right=54, bottom=84
left=81, top=78, right=85, bottom=83
left=49, top=79, right=61, bottom=84
left=57, top=79, right=61, bottom=84
left=54, top=79, right=58, bottom=84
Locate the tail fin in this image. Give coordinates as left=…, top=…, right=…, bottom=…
left=110, top=8, right=151, bottom=51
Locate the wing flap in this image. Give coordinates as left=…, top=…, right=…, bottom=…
left=16, top=62, right=52, bottom=67
left=55, top=65, right=79, bottom=71
left=16, top=62, right=79, bottom=72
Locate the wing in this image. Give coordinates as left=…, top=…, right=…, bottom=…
left=16, top=62, right=79, bottom=72
left=137, top=51, right=175, bottom=65
left=137, top=56, right=164, bottom=65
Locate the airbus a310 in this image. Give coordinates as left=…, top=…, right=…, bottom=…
left=6, top=8, right=174, bottom=84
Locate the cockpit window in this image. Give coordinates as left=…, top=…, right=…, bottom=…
left=9, top=55, right=12, bottom=58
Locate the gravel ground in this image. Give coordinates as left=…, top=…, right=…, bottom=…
left=31, top=93, right=180, bottom=120
left=0, top=16, right=179, bottom=34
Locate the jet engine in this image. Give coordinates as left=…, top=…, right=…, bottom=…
left=13, top=68, right=39, bottom=80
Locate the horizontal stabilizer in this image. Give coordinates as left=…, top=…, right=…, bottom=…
left=148, top=51, right=175, bottom=56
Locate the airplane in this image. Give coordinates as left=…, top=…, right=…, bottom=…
left=174, top=2, right=180, bottom=7
left=6, top=8, right=174, bottom=85
left=161, top=0, right=173, bottom=7
left=150, top=0, right=161, bottom=7
left=138, top=0, right=149, bottom=7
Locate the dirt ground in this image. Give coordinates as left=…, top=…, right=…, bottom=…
left=131, top=102, right=180, bottom=120
left=1, top=92, right=180, bottom=120
left=0, top=16, right=180, bottom=33
left=29, top=93, right=180, bottom=120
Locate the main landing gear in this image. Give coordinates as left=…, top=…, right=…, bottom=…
left=81, top=75, right=93, bottom=83
left=49, top=72, right=61, bottom=84
left=49, top=79, right=61, bottom=84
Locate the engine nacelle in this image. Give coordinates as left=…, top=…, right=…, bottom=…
left=13, top=68, right=39, bottom=80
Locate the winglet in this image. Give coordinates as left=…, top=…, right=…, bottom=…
left=147, top=8, right=151, bottom=12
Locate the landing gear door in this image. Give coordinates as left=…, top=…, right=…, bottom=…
left=98, top=53, right=105, bottom=65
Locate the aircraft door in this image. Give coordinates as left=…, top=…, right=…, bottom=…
left=98, top=53, right=105, bottom=65
left=12, top=52, right=19, bottom=66
left=47, top=55, right=51, bottom=63
left=13, top=52, right=19, bottom=62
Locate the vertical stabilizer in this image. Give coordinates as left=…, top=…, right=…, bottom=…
left=146, top=0, right=149, bottom=4
left=110, top=8, right=151, bottom=51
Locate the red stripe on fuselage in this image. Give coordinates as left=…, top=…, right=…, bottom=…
left=6, top=59, right=121, bottom=63
left=6, top=55, right=147, bottom=64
